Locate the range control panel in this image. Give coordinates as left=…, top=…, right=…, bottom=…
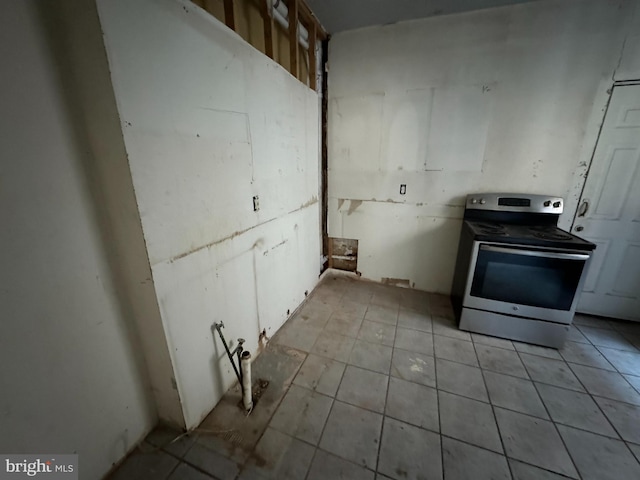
left=466, top=193, right=563, bottom=214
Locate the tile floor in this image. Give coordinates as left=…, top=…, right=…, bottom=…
left=109, top=275, right=640, bottom=480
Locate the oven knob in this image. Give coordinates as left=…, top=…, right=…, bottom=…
left=544, top=200, right=551, bottom=207
left=479, top=198, right=486, bottom=204
left=553, top=201, right=561, bottom=208
left=471, top=198, right=478, bottom=204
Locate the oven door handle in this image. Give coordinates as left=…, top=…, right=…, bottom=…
left=480, top=245, right=590, bottom=261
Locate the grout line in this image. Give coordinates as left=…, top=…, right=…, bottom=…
left=394, top=346, right=605, bottom=402
left=375, top=352, right=393, bottom=475
left=439, top=359, right=640, bottom=423
left=439, top=431, right=567, bottom=474
left=302, top=449, right=318, bottom=480
left=300, top=383, right=338, bottom=480
left=143, top=283, right=639, bottom=480
left=233, top=346, right=309, bottom=478
left=163, top=457, right=183, bottom=480
left=306, top=284, right=640, bottom=470
left=456, top=323, right=640, bottom=359
left=468, top=338, right=514, bottom=480
left=432, top=331, right=474, bottom=344
left=514, top=347, right=582, bottom=479
left=493, top=384, right=629, bottom=441
left=247, top=350, right=333, bottom=479
left=506, top=457, right=581, bottom=480
left=310, top=360, right=374, bottom=472
left=342, top=334, right=639, bottom=410
left=592, top=342, right=638, bottom=375
left=558, top=344, right=617, bottom=372
left=588, top=393, right=636, bottom=442
left=574, top=324, right=639, bottom=353
left=309, top=445, right=377, bottom=476
left=565, top=358, right=640, bottom=415
left=178, top=457, right=222, bottom=479
left=434, top=351, right=445, bottom=478
left=563, top=361, right=640, bottom=408
left=285, top=282, right=640, bottom=477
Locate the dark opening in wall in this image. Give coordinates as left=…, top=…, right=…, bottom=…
left=328, top=237, right=358, bottom=272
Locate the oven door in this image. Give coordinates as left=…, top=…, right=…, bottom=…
left=463, top=242, right=591, bottom=323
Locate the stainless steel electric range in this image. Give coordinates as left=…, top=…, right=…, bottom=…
left=451, top=193, right=596, bottom=348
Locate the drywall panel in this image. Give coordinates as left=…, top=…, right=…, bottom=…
left=426, top=84, right=495, bottom=172
left=151, top=206, right=319, bottom=427
left=380, top=89, right=432, bottom=173
left=329, top=93, right=384, bottom=172
left=335, top=202, right=462, bottom=293
left=50, top=0, right=184, bottom=430
left=97, top=0, right=321, bottom=429
left=327, top=0, right=635, bottom=292
left=0, top=1, right=157, bottom=477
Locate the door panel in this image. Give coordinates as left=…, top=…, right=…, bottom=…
left=591, top=147, right=638, bottom=220
left=575, top=85, right=640, bottom=321
left=581, top=239, right=609, bottom=293
left=612, top=243, right=640, bottom=297
left=618, top=107, right=640, bottom=127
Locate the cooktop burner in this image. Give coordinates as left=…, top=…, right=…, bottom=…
left=475, top=223, right=507, bottom=235
left=465, top=220, right=594, bottom=250
left=531, top=231, right=573, bottom=240
left=462, top=193, right=596, bottom=251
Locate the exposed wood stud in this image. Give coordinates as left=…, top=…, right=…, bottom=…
left=259, top=0, right=274, bottom=59
left=223, top=0, right=235, bottom=30
left=298, top=0, right=327, bottom=39
left=191, top=0, right=325, bottom=90
left=288, top=0, right=299, bottom=79
left=308, top=21, right=317, bottom=90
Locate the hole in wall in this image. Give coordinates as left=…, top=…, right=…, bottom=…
left=328, top=237, right=358, bottom=272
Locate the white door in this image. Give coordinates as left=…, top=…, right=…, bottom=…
left=574, top=85, right=640, bottom=321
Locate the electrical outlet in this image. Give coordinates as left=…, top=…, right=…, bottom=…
left=400, top=184, right=406, bottom=195
left=253, top=195, right=260, bottom=211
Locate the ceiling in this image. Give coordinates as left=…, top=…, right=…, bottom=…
left=305, top=0, right=540, bottom=34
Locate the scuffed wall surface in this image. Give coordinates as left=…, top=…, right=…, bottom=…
left=97, top=0, right=321, bottom=429
left=327, top=0, right=636, bottom=293
left=0, top=1, right=156, bottom=477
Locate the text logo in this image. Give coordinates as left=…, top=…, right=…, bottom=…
left=0, top=455, right=77, bottom=479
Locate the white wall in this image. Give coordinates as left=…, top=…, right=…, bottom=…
left=616, top=0, right=640, bottom=81
left=327, top=0, right=638, bottom=293
left=0, top=1, right=158, bottom=477
left=97, top=0, right=321, bottom=429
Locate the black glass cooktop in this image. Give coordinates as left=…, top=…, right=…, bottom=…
left=465, top=221, right=596, bottom=251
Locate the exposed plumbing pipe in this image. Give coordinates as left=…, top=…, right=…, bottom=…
left=213, top=322, right=253, bottom=411
left=236, top=338, right=245, bottom=384
left=270, top=0, right=309, bottom=50
left=213, top=322, right=242, bottom=387
left=241, top=351, right=253, bottom=411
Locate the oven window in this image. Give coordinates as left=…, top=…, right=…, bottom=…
left=470, top=247, right=586, bottom=311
